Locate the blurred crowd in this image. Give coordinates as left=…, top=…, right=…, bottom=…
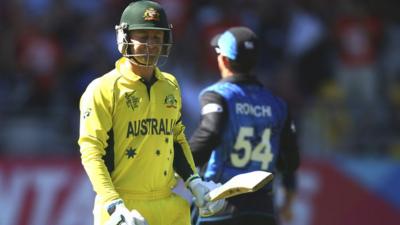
left=0, top=0, right=399, bottom=158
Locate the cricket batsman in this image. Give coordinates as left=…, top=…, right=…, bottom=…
left=78, top=1, right=225, bottom=225
left=190, top=27, right=300, bottom=225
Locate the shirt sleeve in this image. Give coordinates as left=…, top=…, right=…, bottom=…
left=276, top=110, right=300, bottom=191
left=189, top=91, right=227, bottom=166
left=78, top=79, right=120, bottom=203
left=172, top=84, right=199, bottom=182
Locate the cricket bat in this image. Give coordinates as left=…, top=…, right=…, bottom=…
left=207, top=171, right=273, bottom=202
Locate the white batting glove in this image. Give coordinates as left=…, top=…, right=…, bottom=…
left=187, top=176, right=226, bottom=217
left=105, top=199, right=148, bottom=225
left=188, top=176, right=208, bottom=208
left=200, top=181, right=226, bottom=217
left=130, top=210, right=148, bottom=225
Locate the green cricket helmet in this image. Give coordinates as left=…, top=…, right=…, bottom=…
left=115, top=0, right=173, bottom=66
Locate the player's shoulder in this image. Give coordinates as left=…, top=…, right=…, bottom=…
left=158, top=70, right=179, bottom=88
left=200, top=82, right=222, bottom=97
left=262, top=88, right=287, bottom=107
left=203, top=81, right=230, bottom=92
left=160, top=71, right=177, bottom=83
left=264, top=90, right=290, bottom=119
left=83, top=69, right=121, bottom=96
left=269, top=90, right=287, bottom=106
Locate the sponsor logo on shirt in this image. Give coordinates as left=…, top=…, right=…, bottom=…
left=125, top=91, right=140, bottom=111
left=126, top=118, right=176, bottom=137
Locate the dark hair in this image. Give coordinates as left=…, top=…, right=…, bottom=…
left=228, top=52, right=257, bottom=73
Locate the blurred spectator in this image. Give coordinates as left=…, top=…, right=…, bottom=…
left=16, top=26, right=62, bottom=111
left=0, top=0, right=398, bottom=157
left=158, top=0, right=192, bottom=41
left=300, top=81, right=352, bottom=154
left=257, top=0, right=290, bottom=79
left=380, top=0, right=400, bottom=156
left=285, top=2, right=332, bottom=103
left=333, top=1, right=382, bottom=108
left=194, top=4, right=241, bottom=75
left=332, top=0, right=387, bottom=152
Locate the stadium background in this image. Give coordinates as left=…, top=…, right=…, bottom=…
left=0, top=0, right=399, bottom=225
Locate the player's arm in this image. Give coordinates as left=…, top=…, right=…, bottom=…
left=78, top=80, right=120, bottom=203
left=276, top=110, right=300, bottom=191
left=172, top=89, right=225, bottom=216
left=173, top=116, right=197, bottom=181
left=171, top=83, right=198, bottom=181
left=174, top=130, right=226, bottom=216
left=276, top=110, right=300, bottom=221
left=189, top=91, right=228, bottom=166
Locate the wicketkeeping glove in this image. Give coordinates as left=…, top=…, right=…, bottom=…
left=187, top=176, right=226, bottom=217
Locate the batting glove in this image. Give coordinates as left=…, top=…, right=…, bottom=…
left=130, top=210, right=149, bottom=225
left=105, top=199, right=148, bottom=225
left=200, top=181, right=226, bottom=217
left=188, top=176, right=209, bottom=208
left=187, top=176, right=226, bottom=216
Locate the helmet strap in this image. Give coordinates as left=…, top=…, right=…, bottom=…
left=126, top=55, right=157, bottom=68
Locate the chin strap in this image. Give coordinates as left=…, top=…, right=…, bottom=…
left=126, top=56, right=156, bottom=68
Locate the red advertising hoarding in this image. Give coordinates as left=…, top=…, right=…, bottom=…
left=1, top=157, right=399, bottom=225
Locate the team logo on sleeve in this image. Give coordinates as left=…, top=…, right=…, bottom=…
left=164, top=94, right=177, bottom=108
left=143, top=8, right=160, bottom=21
left=125, top=91, right=140, bottom=111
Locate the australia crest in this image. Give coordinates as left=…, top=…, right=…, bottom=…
left=164, top=94, right=177, bottom=108
left=143, top=8, right=160, bottom=21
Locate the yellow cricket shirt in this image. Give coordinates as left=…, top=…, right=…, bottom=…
left=78, top=57, right=197, bottom=203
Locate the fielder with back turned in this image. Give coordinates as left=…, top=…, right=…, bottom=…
left=190, top=27, right=300, bottom=225
left=78, top=1, right=225, bottom=225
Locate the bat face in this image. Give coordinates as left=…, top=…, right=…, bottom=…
left=207, top=171, right=274, bottom=201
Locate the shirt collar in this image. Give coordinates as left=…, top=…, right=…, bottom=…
left=219, top=73, right=262, bottom=86
left=115, top=57, right=166, bottom=82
